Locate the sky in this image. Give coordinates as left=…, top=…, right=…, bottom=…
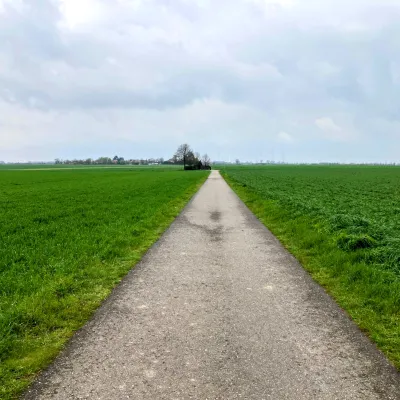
left=1, top=0, right=400, bottom=163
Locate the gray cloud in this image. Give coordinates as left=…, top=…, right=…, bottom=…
left=1, top=0, right=400, bottom=162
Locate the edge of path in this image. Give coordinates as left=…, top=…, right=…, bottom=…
left=18, top=172, right=210, bottom=400
left=221, top=169, right=400, bottom=372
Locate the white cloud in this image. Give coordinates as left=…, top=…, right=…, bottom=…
left=277, top=131, right=294, bottom=143
left=58, top=0, right=107, bottom=29
left=315, top=117, right=342, bottom=133
left=315, top=117, right=356, bottom=142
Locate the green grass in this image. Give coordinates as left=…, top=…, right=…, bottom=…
left=221, top=165, right=400, bottom=368
left=0, top=167, right=208, bottom=399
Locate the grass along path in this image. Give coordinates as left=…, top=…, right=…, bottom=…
left=221, top=165, right=400, bottom=369
left=0, top=168, right=208, bottom=399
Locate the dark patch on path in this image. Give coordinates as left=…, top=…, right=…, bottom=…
left=210, top=210, right=222, bottom=222
left=182, top=214, right=223, bottom=243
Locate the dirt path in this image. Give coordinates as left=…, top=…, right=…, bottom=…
left=25, top=171, right=400, bottom=399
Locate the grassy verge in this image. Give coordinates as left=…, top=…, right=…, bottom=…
left=0, top=168, right=208, bottom=399
left=222, top=168, right=400, bottom=369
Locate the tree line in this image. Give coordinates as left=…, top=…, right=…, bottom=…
left=55, top=156, right=167, bottom=165
left=54, top=144, right=212, bottom=170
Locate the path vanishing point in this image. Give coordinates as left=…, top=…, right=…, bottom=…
left=25, top=171, right=400, bottom=399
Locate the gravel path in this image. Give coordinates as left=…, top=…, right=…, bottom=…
left=25, top=171, right=400, bottom=399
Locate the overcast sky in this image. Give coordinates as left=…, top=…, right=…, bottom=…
left=1, top=0, right=400, bottom=163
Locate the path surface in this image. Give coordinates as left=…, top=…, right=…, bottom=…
left=25, top=171, right=400, bottom=400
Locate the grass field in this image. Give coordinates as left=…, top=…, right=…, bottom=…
left=222, top=165, right=400, bottom=368
left=0, top=167, right=208, bottom=399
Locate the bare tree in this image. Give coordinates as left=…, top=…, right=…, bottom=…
left=202, top=154, right=211, bottom=168
left=175, top=143, right=192, bottom=169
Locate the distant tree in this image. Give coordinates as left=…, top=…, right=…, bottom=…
left=202, top=154, right=211, bottom=168
left=96, top=157, right=112, bottom=164
left=174, top=143, right=192, bottom=169
left=186, top=151, right=198, bottom=166
left=235, top=159, right=241, bottom=165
